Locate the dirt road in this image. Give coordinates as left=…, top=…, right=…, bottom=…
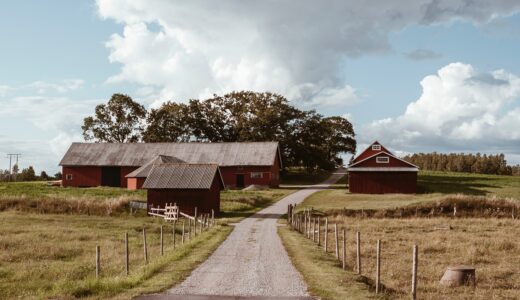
left=140, top=170, right=345, bottom=299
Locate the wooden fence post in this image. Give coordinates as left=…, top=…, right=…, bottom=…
left=95, top=245, right=100, bottom=279
left=160, top=225, right=164, bottom=256
left=324, top=218, right=328, bottom=252
left=356, top=231, right=361, bottom=274
left=194, top=207, right=198, bottom=236
left=412, top=245, right=418, bottom=300
left=376, top=240, right=381, bottom=294
left=453, top=204, right=457, bottom=217
left=188, top=219, right=191, bottom=240
left=182, top=220, right=185, bottom=245
left=312, top=218, right=316, bottom=242
left=317, top=217, right=321, bottom=246
left=173, top=221, right=176, bottom=249
left=342, top=229, right=346, bottom=270
left=143, top=228, right=148, bottom=264
left=125, top=232, right=129, bottom=275
left=334, top=223, right=339, bottom=259
left=212, top=209, right=215, bottom=226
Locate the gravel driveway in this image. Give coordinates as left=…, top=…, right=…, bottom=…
left=140, top=170, right=345, bottom=299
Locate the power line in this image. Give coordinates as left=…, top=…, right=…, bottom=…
left=6, top=153, right=21, bottom=182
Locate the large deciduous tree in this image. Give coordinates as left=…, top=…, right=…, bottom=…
left=143, top=102, right=191, bottom=142
left=82, top=93, right=146, bottom=143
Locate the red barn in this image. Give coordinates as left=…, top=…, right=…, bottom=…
left=143, top=163, right=224, bottom=215
left=347, top=141, right=419, bottom=194
left=59, top=142, right=282, bottom=189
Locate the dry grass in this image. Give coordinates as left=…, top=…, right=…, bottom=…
left=296, top=216, right=520, bottom=299
left=0, top=211, right=232, bottom=299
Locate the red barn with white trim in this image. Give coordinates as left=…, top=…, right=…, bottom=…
left=347, top=141, right=418, bottom=194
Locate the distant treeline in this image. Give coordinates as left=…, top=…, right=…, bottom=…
left=403, top=153, right=520, bottom=176
left=0, top=166, right=61, bottom=182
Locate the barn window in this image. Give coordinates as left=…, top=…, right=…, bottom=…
left=251, top=172, right=263, bottom=179
left=376, top=156, right=389, bottom=163
left=66, top=174, right=73, bottom=180
left=372, top=144, right=381, bottom=151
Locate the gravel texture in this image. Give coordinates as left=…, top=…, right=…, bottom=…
left=166, top=170, right=346, bottom=297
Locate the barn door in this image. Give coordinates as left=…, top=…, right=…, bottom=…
left=236, top=174, right=245, bottom=188
left=101, top=167, right=121, bottom=187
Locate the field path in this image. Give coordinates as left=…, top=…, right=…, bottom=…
left=138, top=170, right=345, bottom=299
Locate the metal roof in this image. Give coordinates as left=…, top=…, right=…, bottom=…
left=59, top=142, right=280, bottom=167
left=125, top=155, right=185, bottom=178
left=142, top=163, right=223, bottom=189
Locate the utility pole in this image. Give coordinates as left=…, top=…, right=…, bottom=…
left=6, top=154, right=21, bottom=182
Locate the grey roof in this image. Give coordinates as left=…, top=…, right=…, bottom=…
left=142, top=163, right=223, bottom=189
left=59, top=142, right=281, bottom=167
left=125, top=155, right=185, bottom=178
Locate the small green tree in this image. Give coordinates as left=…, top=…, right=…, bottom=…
left=40, top=171, right=49, bottom=180
left=82, top=93, right=146, bottom=143
left=20, top=166, right=36, bottom=181
left=54, top=172, right=62, bottom=180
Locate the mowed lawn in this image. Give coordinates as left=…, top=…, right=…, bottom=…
left=301, top=171, right=520, bottom=211
left=0, top=182, right=294, bottom=299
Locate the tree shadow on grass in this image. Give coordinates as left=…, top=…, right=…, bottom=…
left=418, top=174, right=496, bottom=195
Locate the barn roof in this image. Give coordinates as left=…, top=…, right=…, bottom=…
left=125, top=155, right=185, bottom=178
left=59, top=142, right=281, bottom=167
left=348, top=149, right=419, bottom=172
left=351, top=141, right=392, bottom=163
left=142, top=163, right=223, bottom=189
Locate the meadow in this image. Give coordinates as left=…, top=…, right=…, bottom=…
left=280, top=171, right=520, bottom=299
left=0, top=182, right=294, bottom=299
left=301, top=171, right=520, bottom=212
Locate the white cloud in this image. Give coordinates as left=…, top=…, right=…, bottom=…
left=363, top=62, right=520, bottom=155
left=0, top=80, right=98, bottom=173
left=96, top=0, right=520, bottom=108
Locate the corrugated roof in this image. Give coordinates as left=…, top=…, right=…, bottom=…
left=59, top=142, right=280, bottom=167
left=142, top=163, right=223, bottom=189
left=125, top=155, right=185, bottom=178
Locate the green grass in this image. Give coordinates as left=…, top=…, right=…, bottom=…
left=280, top=168, right=333, bottom=185
left=0, top=183, right=294, bottom=299
left=301, top=171, right=520, bottom=212
left=0, top=211, right=232, bottom=299
left=278, top=223, right=381, bottom=300
left=0, top=181, right=146, bottom=200
left=219, top=188, right=296, bottom=223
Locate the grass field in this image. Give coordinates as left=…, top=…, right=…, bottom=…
left=301, top=171, right=520, bottom=212
left=283, top=217, right=520, bottom=299
left=0, top=182, right=294, bottom=299
left=280, top=168, right=334, bottom=185
left=281, top=171, right=520, bottom=299
left=279, top=224, right=379, bottom=300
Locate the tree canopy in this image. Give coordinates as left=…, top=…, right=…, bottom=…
left=83, top=91, right=356, bottom=170
left=82, top=93, right=146, bottom=143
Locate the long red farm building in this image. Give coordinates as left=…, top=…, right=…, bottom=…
left=347, top=141, right=418, bottom=194
left=59, top=142, right=282, bottom=189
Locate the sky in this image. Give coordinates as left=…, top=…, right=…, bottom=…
left=1, top=1, right=520, bottom=174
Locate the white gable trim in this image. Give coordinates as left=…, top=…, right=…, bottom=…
left=348, top=151, right=419, bottom=169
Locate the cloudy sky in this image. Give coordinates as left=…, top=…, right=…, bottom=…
left=1, top=1, right=520, bottom=174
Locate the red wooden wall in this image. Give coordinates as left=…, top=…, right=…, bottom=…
left=147, top=176, right=222, bottom=215
left=348, top=172, right=417, bottom=194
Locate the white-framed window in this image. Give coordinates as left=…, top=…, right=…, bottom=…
left=66, top=174, right=73, bottom=180
left=372, top=144, right=381, bottom=151
left=251, top=172, right=263, bottom=179
left=376, top=156, right=389, bottom=163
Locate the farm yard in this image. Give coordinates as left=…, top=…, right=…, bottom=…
left=0, top=182, right=295, bottom=299
left=281, top=170, right=520, bottom=299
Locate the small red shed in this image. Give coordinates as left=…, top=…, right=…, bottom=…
left=347, top=141, right=419, bottom=194
left=143, top=163, right=224, bottom=215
